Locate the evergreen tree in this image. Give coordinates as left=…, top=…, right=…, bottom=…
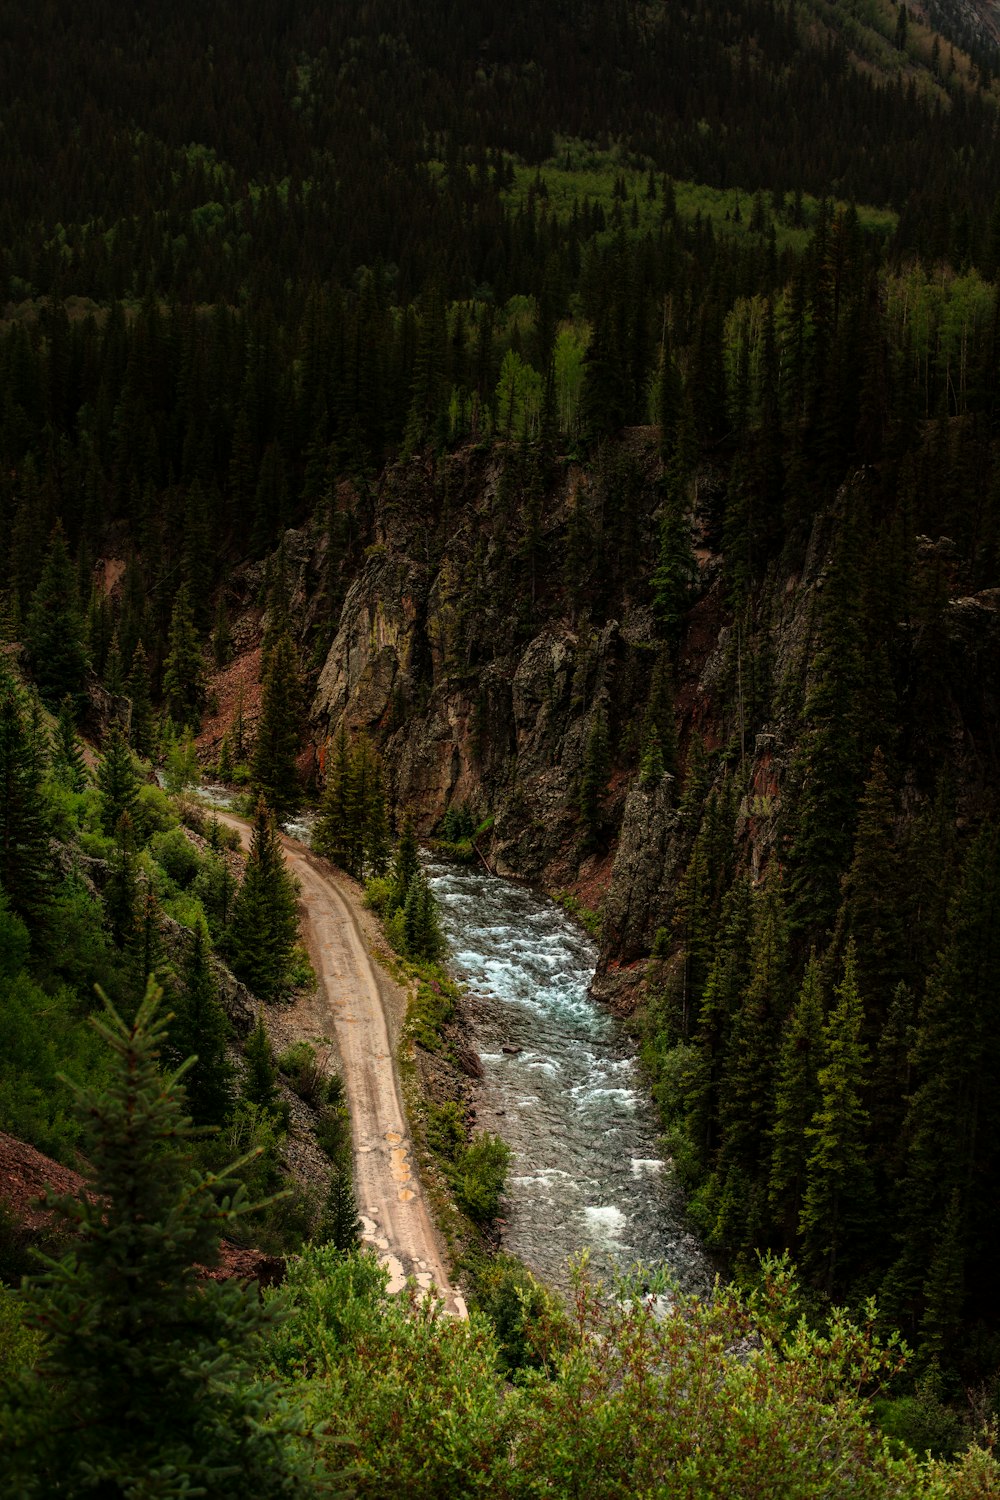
left=103, top=630, right=124, bottom=696
left=638, top=654, right=677, bottom=786
left=227, top=799, right=300, bottom=1001
left=51, top=695, right=87, bottom=793
left=799, top=940, right=873, bottom=1294
left=652, top=467, right=696, bottom=651
left=578, top=703, right=610, bottom=847
left=390, top=818, right=421, bottom=912
left=401, top=871, right=445, bottom=962
left=242, top=1015, right=280, bottom=1115
left=212, top=594, right=233, bottom=669
left=96, top=725, right=141, bottom=836
left=713, top=868, right=792, bottom=1253
left=162, top=583, right=206, bottom=731
left=313, top=722, right=352, bottom=870
left=167, top=918, right=235, bottom=1128
left=0, top=662, right=50, bottom=921
left=0, top=982, right=309, bottom=1497
left=125, top=640, right=154, bottom=759
left=887, top=824, right=1000, bottom=1343
left=24, top=521, right=88, bottom=711
left=319, top=1169, right=362, bottom=1252
left=837, top=748, right=905, bottom=1035
left=251, top=631, right=302, bottom=823
left=768, top=954, right=825, bottom=1245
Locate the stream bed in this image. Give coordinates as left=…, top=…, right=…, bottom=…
left=426, top=860, right=712, bottom=1296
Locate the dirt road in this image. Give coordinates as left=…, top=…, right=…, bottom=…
left=216, top=811, right=466, bottom=1318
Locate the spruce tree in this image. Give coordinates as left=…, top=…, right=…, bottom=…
left=251, top=631, right=302, bottom=823
left=391, top=818, right=420, bottom=911
left=125, top=640, right=154, bottom=759
left=51, top=695, right=87, bottom=792
left=168, top=919, right=235, bottom=1128
left=652, top=466, right=696, bottom=651
left=320, top=1169, right=363, bottom=1252
left=887, top=824, right=1000, bottom=1342
left=768, top=954, right=825, bottom=1245
left=242, top=1015, right=280, bottom=1114
left=578, top=704, right=610, bottom=847
left=24, top=521, right=89, bottom=711
left=227, top=799, right=300, bottom=1001
left=162, top=582, right=206, bottom=731
left=799, top=940, right=873, bottom=1294
left=0, top=982, right=308, bottom=1497
left=96, top=725, right=141, bottom=835
left=313, top=722, right=351, bottom=869
left=0, top=661, right=50, bottom=921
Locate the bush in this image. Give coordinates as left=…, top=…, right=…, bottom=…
left=132, top=785, right=178, bottom=842
left=316, top=1103, right=352, bottom=1171
left=455, top=1132, right=511, bottom=1223
left=277, top=1042, right=327, bottom=1108
left=150, top=827, right=202, bottom=888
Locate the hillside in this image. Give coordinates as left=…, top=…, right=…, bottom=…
left=2, top=0, right=1000, bottom=1490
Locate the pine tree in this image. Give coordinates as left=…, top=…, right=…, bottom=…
left=837, top=748, right=905, bottom=1035
left=713, top=868, right=792, bottom=1253
left=652, top=467, right=696, bottom=651
left=167, top=919, right=235, bottom=1128
left=390, top=818, right=421, bottom=912
left=638, top=653, right=677, bottom=786
left=0, top=982, right=308, bottom=1497
left=162, top=582, right=206, bottom=731
left=51, top=696, right=87, bottom=792
left=96, top=726, right=141, bottom=836
left=227, top=799, right=300, bottom=1001
left=578, top=704, right=610, bottom=847
left=212, top=593, right=233, bottom=669
left=313, top=722, right=352, bottom=869
left=24, top=521, right=89, bottom=711
left=125, top=640, right=154, bottom=758
left=251, top=631, right=302, bottom=823
left=319, top=1169, right=362, bottom=1252
left=887, top=824, right=1000, bottom=1341
left=799, top=940, right=873, bottom=1294
left=768, top=954, right=825, bottom=1245
left=242, top=1014, right=280, bottom=1115
left=0, top=662, right=50, bottom=921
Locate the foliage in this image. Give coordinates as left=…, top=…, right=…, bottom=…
left=0, top=981, right=315, bottom=1497
left=227, top=799, right=301, bottom=1001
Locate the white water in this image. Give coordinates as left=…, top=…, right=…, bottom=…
left=427, top=860, right=712, bottom=1295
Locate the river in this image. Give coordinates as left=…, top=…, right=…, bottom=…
left=426, top=859, right=712, bottom=1296
left=195, top=783, right=710, bottom=1295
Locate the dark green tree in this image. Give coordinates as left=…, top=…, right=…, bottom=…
left=652, top=467, right=696, bottom=651
left=167, top=918, right=235, bottom=1128
left=51, top=696, right=87, bottom=793
left=96, top=726, right=141, bottom=836
left=799, top=940, right=873, bottom=1294
left=390, top=818, right=421, bottom=912
left=24, top=522, right=88, bottom=711
left=0, top=662, right=50, bottom=921
left=313, top=722, right=352, bottom=870
left=251, top=631, right=302, bottom=823
left=0, top=982, right=310, bottom=1497
left=887, top=824, right=1000, bottom=1346
left=125, top=640, right=154, bottom=759
left=319, top=1169, right=363, bottom=1253
left=242, top=1015, right=280, bottom=1115
left=578, top=704, right=610, bottom=847
left=227, top=799, right=300, bottom=1001
left=768, top=953, right=825, bottom=1245
left=162, top=583, right=206, bottom=731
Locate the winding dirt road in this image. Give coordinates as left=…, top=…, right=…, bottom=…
left=216, top=811, right=466, bottom=1317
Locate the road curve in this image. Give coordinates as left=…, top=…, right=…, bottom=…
left=216, top=810, right=466, bottom=1318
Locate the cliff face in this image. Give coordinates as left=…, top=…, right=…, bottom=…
left=306, top=445, right=1000, bottom=1007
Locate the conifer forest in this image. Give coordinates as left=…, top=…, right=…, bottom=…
left=2, top=0, right=1000, bottom=1494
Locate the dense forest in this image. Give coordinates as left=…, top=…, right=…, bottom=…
left=2, top=0, right=1000, bottom=1491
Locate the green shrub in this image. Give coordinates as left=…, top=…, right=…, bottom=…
left=150, top=827, right=202, bottom=888
left=277, top=1042, right=326, bottom=1108
left=316, top=1103, right=351, bottom=1170
left=454, top=1132, right=511, bottom=1223
left=133, top=785, right=178, bottom=842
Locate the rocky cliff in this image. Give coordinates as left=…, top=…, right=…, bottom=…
left=293, top=441, right=1000, bottom=1010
